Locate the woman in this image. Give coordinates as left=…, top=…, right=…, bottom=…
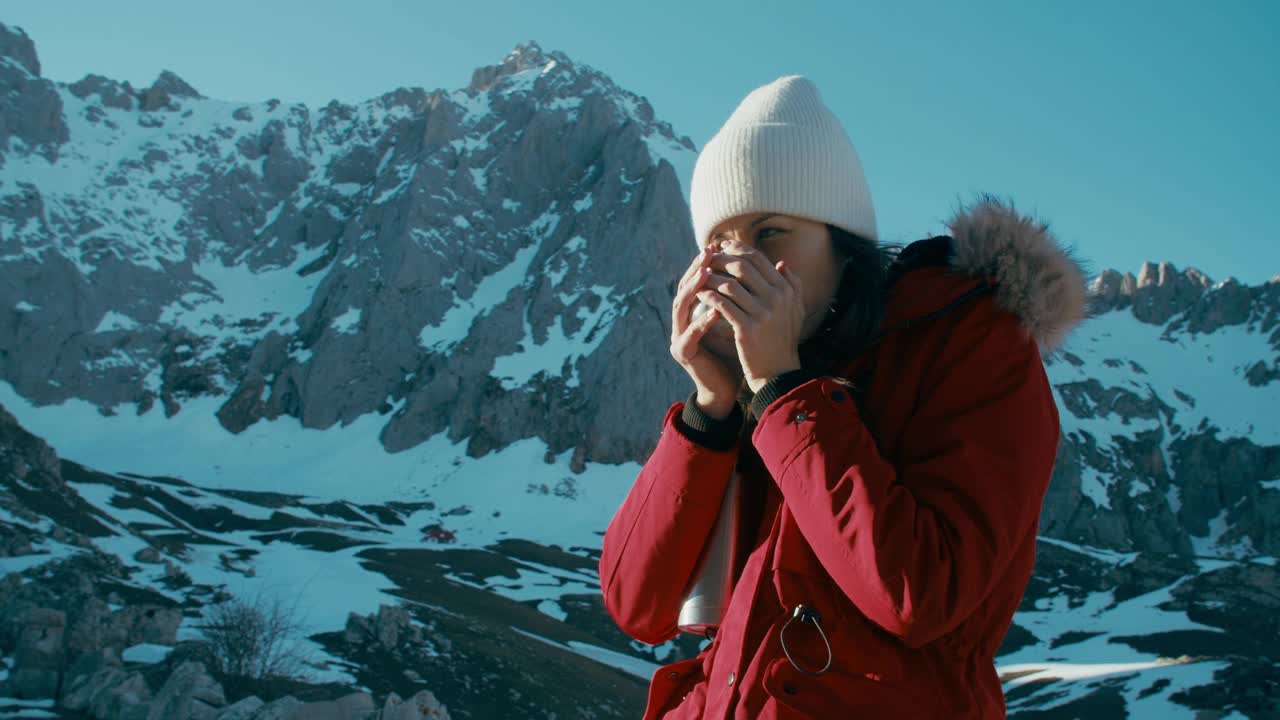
left=598, top=75, right=1088, bottom=718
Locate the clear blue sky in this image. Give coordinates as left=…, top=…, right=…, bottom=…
left=6, top=0, right=1278, bottom=283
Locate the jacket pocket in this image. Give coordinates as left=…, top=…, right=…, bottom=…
left=762, top=656, right=928, bottom=718
left=642, top=656, right=706, bottom=720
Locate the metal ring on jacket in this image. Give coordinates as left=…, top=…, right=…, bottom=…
left=780, top=604, right=833, bottom=676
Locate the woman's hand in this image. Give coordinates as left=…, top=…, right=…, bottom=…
left=670, top=244, right=744, bottom=419
left=695, top=239, right=805, bottom=393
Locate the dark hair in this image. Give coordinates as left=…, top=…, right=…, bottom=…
left=736, top=225, right=898, bottom=414
left=798, top=225, right=897, bottom=376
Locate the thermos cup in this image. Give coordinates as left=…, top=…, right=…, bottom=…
left=678, top=470, right=742, bottom=634
left=690, top=299, right=730, bottom=332
left=678, top=276, right=743, bottom=634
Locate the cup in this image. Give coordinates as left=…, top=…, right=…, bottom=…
left=690, top=297, right=737, bottom=363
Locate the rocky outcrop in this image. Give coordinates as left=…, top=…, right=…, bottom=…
left=340, top=602, right=454, bottom=666
left=0, top=23, right=68, bottom=160
left=343, top=604, right=423, bottom=651
left=0, top=399, right=62, bottom=489
left=1091, top=262, right=1280, bottom=341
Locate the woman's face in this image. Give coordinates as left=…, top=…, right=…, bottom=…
left=702, top=213, right=844, bottom=340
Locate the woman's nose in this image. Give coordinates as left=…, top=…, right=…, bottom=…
left=720, top=229, right=755, bottom=249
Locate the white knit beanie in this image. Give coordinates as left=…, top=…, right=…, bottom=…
left=689, top=75, right=877, bottom=247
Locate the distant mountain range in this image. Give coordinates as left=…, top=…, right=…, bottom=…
left=1, top=20, right=1276, bottom=719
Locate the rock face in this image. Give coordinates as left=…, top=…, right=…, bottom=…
left=0, top=21, right=695, bottom=467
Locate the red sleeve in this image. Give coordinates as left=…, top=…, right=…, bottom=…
left=751, top=300, right=1060, bottom=648
left=598, top=403, right=741, bottom=645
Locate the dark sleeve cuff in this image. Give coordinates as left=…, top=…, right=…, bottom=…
left=749, top=369, right=821, bottom=420
left=675, top=392, right=744, bottom=451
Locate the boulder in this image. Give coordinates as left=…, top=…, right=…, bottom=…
left=63, top=647, right=122, bottom=693
left=146, top=660, right=226, bottom=720
left=213, top=695, right=264, bottom=719
left=374, top=605, right=416, bottom=649
left=289, top=692, right=375, bottom=720
left=10, top=607, right=65, bottom=698
left=61, top=665, right=153, bottom=720
left=123, top=605, right=183, bottom=646
left=380, top=690, right=451, bottom=720
left=134, top=547, right=163, bottom=564
left=91, top=670, right=152, bottom=720
left=251, top=696, right=302, bottom=720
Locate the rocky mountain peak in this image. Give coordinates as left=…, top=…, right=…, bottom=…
left=504, top=40, right=555, bottom=70
left=1089, top=260, right=1276, bottom=333
left=151, top=69, right=200, bottom=97
left=467, top=40, right=571, bottom=94
left=0, top=22, right=40, bottom=77
left=1135, top=260, right=1211, bottom=291
left=142, top=69, right=203, bottom=110
left=462, top=39, right=692, bottom=153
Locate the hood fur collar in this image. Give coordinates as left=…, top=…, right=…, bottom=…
left=944, top=195, right=1089, bottom=351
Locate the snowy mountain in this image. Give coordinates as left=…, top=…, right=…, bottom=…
left=1, top=19, right=1277, bottom=719
left=0, top=21, right=696, bottom=467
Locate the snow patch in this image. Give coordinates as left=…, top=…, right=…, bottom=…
left=1079, top=467, right=1114, bottom=510
left=122, top=643, right=173, bottom=664
left=510, top=627, right=659, bottom=680
left=94, top=311, right=141, bottom=333
left=491, top=285, right=624, bottom=389
left=330, top=306, right=361, bottom=335
left=419, top=209, right=561, bottom=353
left=1001, top=658, right=1187, bottom=687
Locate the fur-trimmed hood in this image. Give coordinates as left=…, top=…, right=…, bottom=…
left=943, top=195, right=1089, bottom=351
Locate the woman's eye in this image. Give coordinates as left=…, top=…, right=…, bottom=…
left=757, top=227, right=783, bottom=241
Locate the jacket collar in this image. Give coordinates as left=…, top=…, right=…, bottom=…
left=883, top=196, right=1090, bottom=352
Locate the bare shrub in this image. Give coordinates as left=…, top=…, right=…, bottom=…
left=198, top=587, right=310, bottom=682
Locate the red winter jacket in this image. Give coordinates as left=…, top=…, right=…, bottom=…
left=599, top=198, right=1088, bottom=719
